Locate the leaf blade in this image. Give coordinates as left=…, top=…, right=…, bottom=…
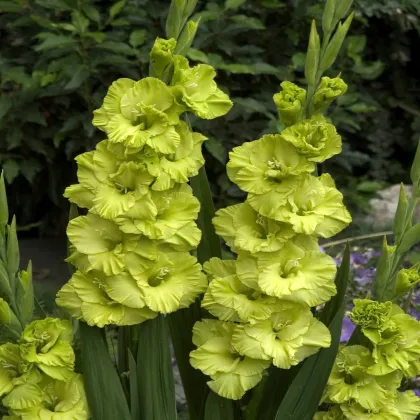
left=136, top=315, right=177, bottom=420
left=204, top=391, right=235, bottom=420
left=79, top=323, right=131, bottom=420
left=190, top=166, right=222, bottom=263
left=168, top=303, right=209, bottom=420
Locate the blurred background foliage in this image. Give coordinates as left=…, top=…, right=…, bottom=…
left=1, top=0, right=420, bottom=236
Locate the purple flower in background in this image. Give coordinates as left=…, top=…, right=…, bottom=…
left=414, top=389, right=420, bottom=398
left=409, top=306, right=420, bottom=321
left=350, top=253, right=368, bottom=265
left=340, top=316, right=355, bottom=342
left=354, top=267, right=376, bottom=287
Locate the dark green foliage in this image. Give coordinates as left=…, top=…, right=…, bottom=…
left=1, top=0, right=420, bottom=233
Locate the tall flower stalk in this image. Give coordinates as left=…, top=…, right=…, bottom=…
left=189, top=1, right=353, bottom=401
left=56, top=17, right=232, bottom=327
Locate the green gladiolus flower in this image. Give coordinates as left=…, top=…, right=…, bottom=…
left=273, top=81, right=306, bottom=126
left=93, top=77, right=182, bottom=153
left=340, top=390, right=420, bottom=420
left=255, top=240, right=337, bottom=306
left=350, top=299, right=420, bottom=377
left=311, top=77, right=348, bottom=114
left=349, top=299, right=393, bottom=335
left=280, top=114, right=342, bottom=163
left=202, top=257, right=284, bottom=323
left=0, top=344, right=42, bottom=398
left=144, top=121, right=207, bottom=188
left=19, top=318, right=74, bottom=381
left=116, top=184, right=201, bottom=251
left=190, top=319, right=270, bottom=400
left=226, top=134, right=315, bottom=195
left=65, top=140, right=154, bottom=216
left=323, top=345, right=403, bottom=410
left=213, top=202, right=296, bottom=253
left=66, top=213, right=163, bottom=276
left=7, top=373, right=89, bottom=420
left=134, top=251, right=205, bottom=313
left=56, top=270, right=158, bottom=327
left=249, top=174, right=351, bottom=238
left=231, top=302, right=331, bottom=369
left=396, top=263, right=420, bottom=293
left=171, top=55, right=233, bottom=119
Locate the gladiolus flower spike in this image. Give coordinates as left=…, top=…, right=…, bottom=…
left=189, top=73, right=352, bottom=399
left=56, top=37, right=233, bottom=327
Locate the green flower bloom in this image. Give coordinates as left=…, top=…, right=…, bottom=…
left=9, top=373, right=89, bottom=420
left=171, top=55, right=233, bottom=119
left=396, top=263, right=420, bottom=294
left=93, top=77, right=182, bottom=153
left=56, top=270, right=158, bottom=327
left=311, top=77, right=348, bottom=114
left=248, top=174, right=351, bottom=238
left=19, top=318, right=74, bottom=381
left=231, top=302, right=331, bottom=369
left=349, top=299, right=393, bottom=337
left=67, top=212, right=163, bottom=277
left=351, top=300, right=420, bottom=376
left=65, top=141, right=154, bottom=217
left=116, top=184, right=201, bottom=251
left=202, top=257, right=284, bottom=323
left=144, top=121, right=207, bottom=189
left=0, top=344, right=42, bottom=398
left=273, top=81, right=306, bottom=126
left=149, top=37, right=177, bottom=81
left=134, top=251, right=205, bottom=313
left=340, top=390, right=420, bottom=420
left=313, top=405, right=346, bottom=420
left=201, top=258, right=241, bottom=322
left=226, top=134, right=315, bottom=195
left=190, top=319, right=270, bottom=400
left=323, top=345, right=403, bottom=410
left=280, top=114, right=342, bottom=163
left=255, top=240, right=337, bottom=306
left=213, top=202, right=296, bottom=253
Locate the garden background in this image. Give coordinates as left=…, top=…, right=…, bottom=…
left=1, top=0, right=420, bottom=318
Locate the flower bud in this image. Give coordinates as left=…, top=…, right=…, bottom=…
left=396, top=264, right=420, bottom=294
left=166, top=0, right=198, bottom=39
left=333, top=0, right=353, bottom=27
left=175, top=19, right=199, bottom=56
left=0, top=171, right=8, bottom=228
left=6, top=216, right=19, bottom=283
left=16, top=260, right=34, bottom=325
left=273, top=81, right=306, bottom=127
left=0, top=298, right=21, bottom=334
left=319, top=12, right=354, bottom=73
left=305, top=20, right=320, bottom=85
left=322, top=0, right=336, bottom=34
left=410, top=139, right=420, bottom=194
left=149, top=37, right=177, bottom=81
left=311, top=76, right=347, bottom=114
left=393, top=183, right=408, bottom=242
